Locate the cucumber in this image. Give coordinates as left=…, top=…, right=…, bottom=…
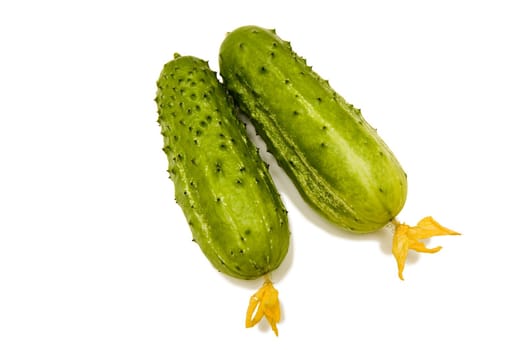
left=219, top=26, right=408, bottom=233
left=155, top=54, right=290, bottom=280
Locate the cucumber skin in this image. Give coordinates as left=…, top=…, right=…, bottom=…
left=156, top=54, right=290, bottom=279
left=219, top=26, right=407, bottom=233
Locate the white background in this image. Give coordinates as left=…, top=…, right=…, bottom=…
left=1, top=0, right=524, bottom=349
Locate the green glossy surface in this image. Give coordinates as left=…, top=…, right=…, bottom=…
left=156, top=54, right=289, bottom=279
left=220, top=26, right=407, bottom=233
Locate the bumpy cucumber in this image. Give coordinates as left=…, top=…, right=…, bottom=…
left=219, top=26, right=407, bottom=233
left=156, top=54, right=290, bottom=279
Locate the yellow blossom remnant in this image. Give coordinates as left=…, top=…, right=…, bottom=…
left=392, top=216, right=460, bottom=280
left=245, top=275, right=281, bottom=336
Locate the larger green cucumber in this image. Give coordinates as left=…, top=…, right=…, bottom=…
left=219, top=26, right=407, bottom=233
left=156, top=54, right=290, bottom=279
